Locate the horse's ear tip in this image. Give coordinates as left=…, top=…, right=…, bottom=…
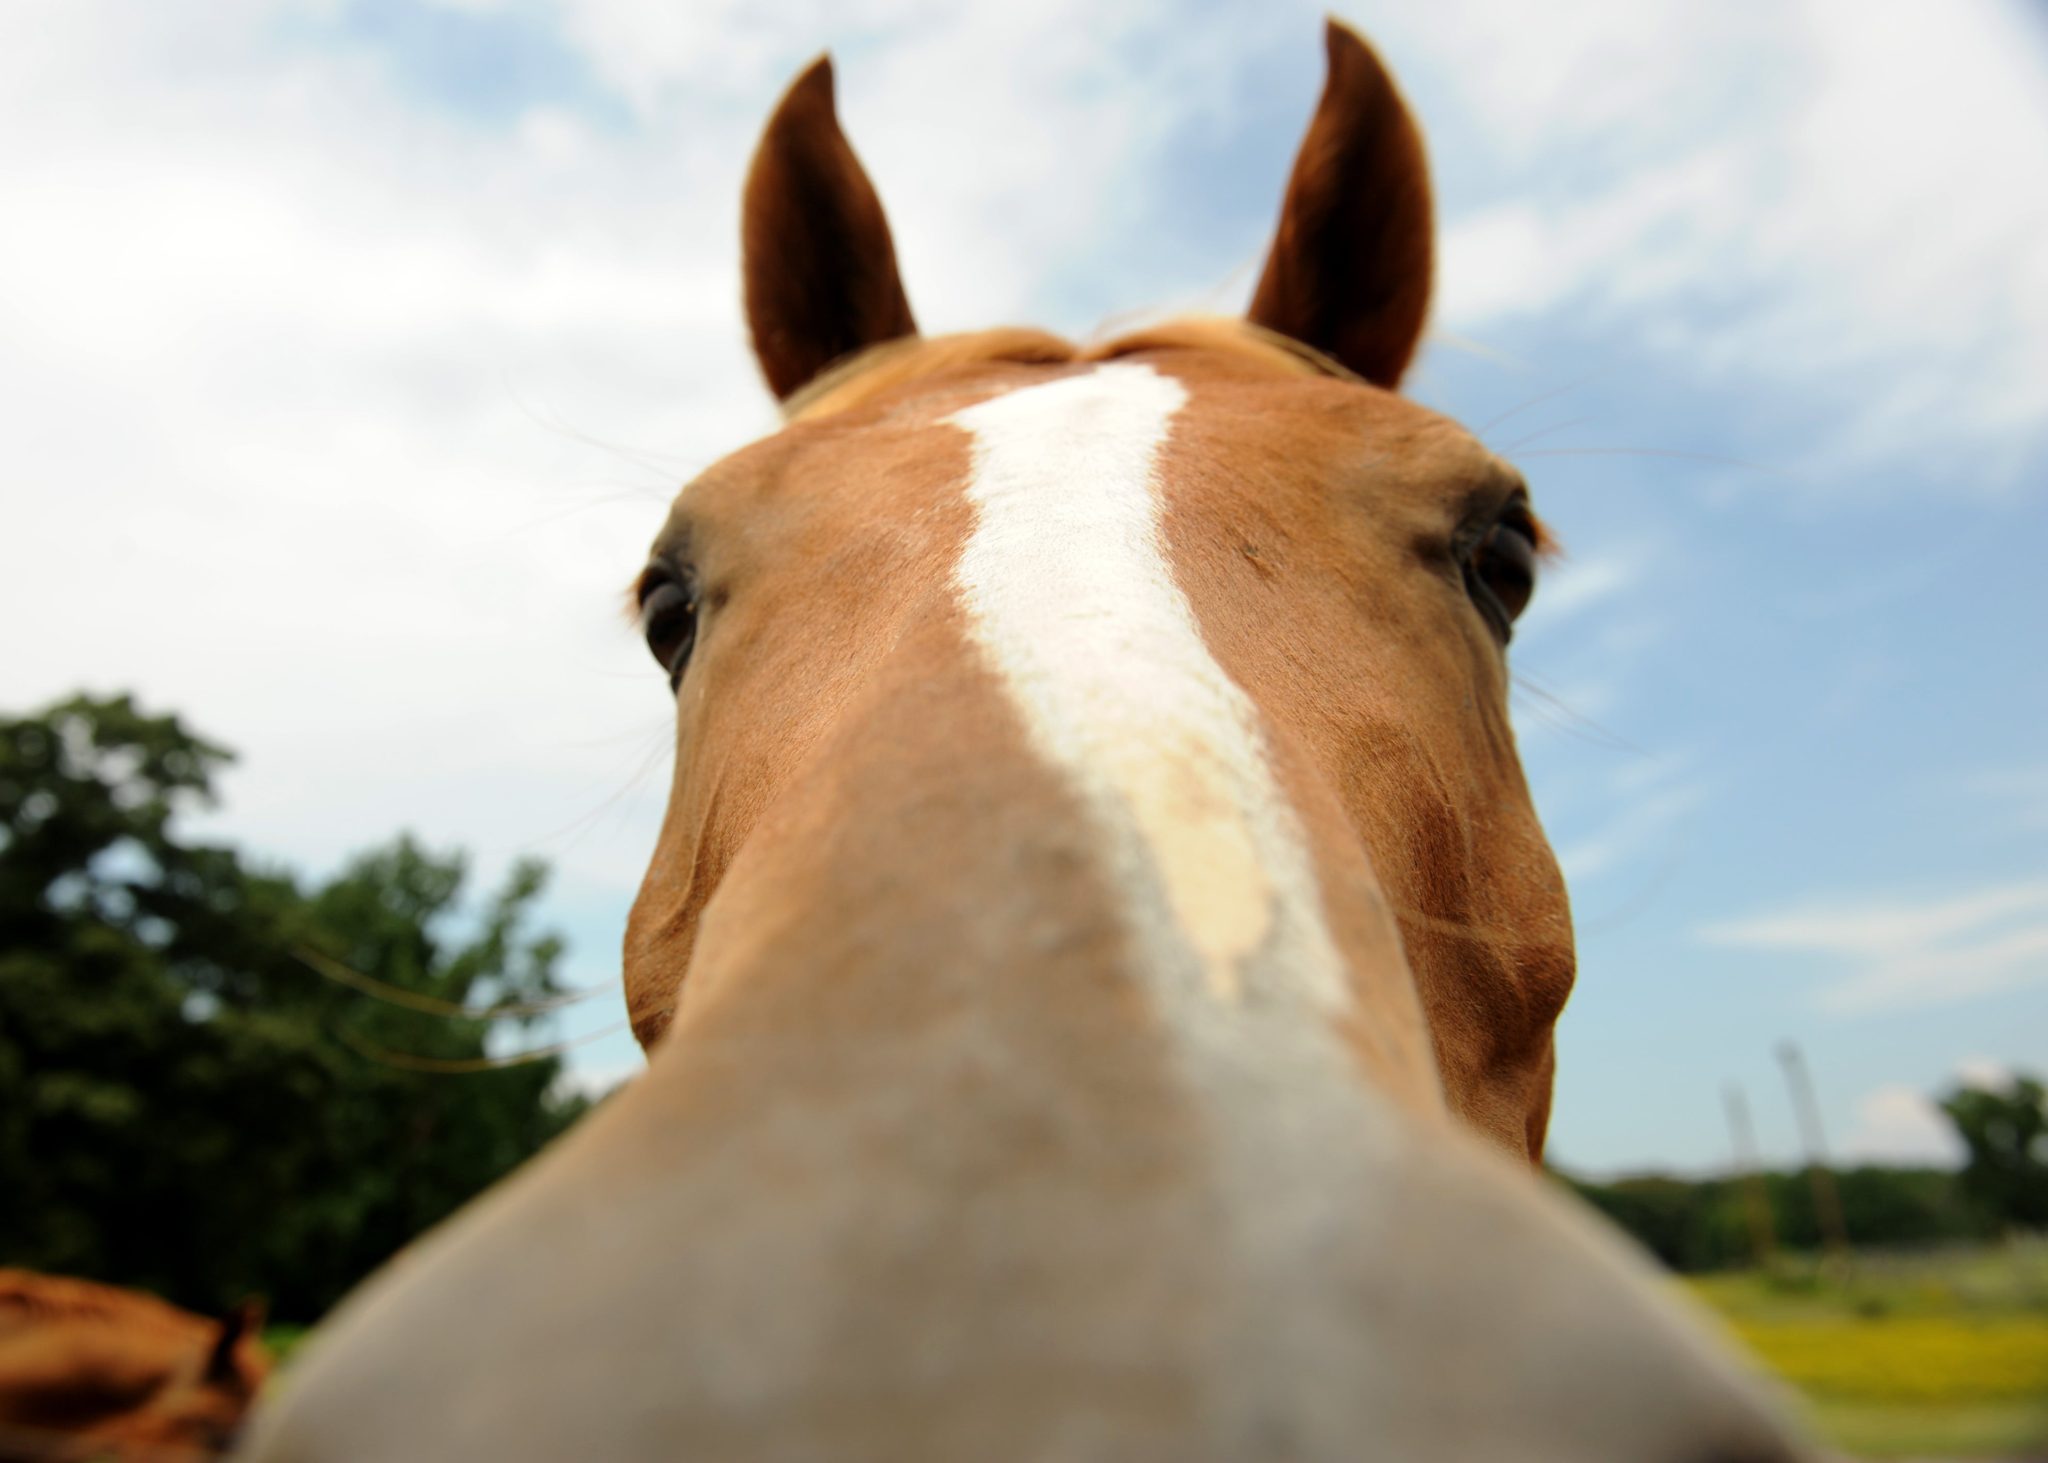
left=204, top=1296, right=267, bottom=1381
left=760, top=53, right=837, bottom=139
left=223, top=1295, right=266, bottom=1338
left=1317, top=20, right=1405, bottom=116
left=791, top=52, right=837, bottom=105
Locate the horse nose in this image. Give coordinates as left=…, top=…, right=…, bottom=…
left=239, top=1083, right=1812, bottom=1463
left=1280, top=1137, right=1815, bottom=1463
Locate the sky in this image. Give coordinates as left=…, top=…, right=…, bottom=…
left=4, top=0, right=2045, bottom=1176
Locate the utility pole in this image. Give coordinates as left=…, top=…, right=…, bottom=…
left=1776, top=1042, right=1852, bottom=1269
left=1723, top=1084, right=1778, bottom=1270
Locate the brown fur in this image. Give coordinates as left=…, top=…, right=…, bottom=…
left=775, top=315, right=1555, bottom=550
left=623, top=341, right=1562, bottom=1153
left=0, top=1273, right=268, bottom=1462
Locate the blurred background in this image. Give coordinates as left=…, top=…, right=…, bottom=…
left=2, top=1, right=2044, bottom=1456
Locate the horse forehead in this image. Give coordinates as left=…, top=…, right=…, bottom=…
left=1180, top=375, right=1501, bottom=488
left=664, top=352, right=1502, bottom=548
left=931, top=355, right=1504, bottom=499
left=941, top=361, right=1357, bottom=1016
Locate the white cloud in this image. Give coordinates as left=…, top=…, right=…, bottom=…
left=1840, top=1082, right=1963, bottom=1166
left=1414, top=0, right=2048, bottom=485
left=1374, top=1, right=1777, bottom=167
left=1839, top=1056, right=2024, bottom=1165
left=0, top=14, right=746, bottom=1026
left=1955, top=1056, right=2014, bottom=1093
left=1700, top=877, right=2048, bottom=1012
left=531, top=0, right=1272, bottom=334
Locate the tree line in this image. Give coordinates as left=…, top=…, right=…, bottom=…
left=0, top=694, right=591, bottom=1321
left=1563, top=1164, right=1982, bottom=1273
left=1564, top=1076, right=2047, bottom=1272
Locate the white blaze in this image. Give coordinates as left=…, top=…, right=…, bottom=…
left=948, top=363, right=1349, bottom=1011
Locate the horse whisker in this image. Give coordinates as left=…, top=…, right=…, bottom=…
left=1477, top=371, right=1604, bottom=433
left=292, top=946, right=613, bottom=1020
left=1513, top=446, right=1782, bottom=474
left=334, top=1019, right=635, bottom=1074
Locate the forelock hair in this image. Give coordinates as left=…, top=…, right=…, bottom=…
left=782, top=317, right=1359, bottom=423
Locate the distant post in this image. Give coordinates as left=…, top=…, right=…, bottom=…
left=1776, top=1042, right=1852, bottom=1268
left=1723, top=1084, right=1778, bottom=1269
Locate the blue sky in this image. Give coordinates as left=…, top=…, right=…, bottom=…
left=3, top=0, right=2044, bottom=1175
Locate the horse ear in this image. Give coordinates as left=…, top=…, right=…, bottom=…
left=1247, top=20, right=1433, bottom=389
left=742, top=55, right=918, bottom=402
left=204, top=1297, right=264, bottom=1383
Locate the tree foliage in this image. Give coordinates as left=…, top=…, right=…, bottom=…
left=1939, top=1076, right=2048, bottom=1231
left=1562, top=1165, right=1993, bottom=1273
left=1563, top=1074, right=2048, bottom=1271
left=0, top=694, right=589, bottom=1320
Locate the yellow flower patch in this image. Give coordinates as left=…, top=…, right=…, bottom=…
left=1726, top=1316, right=2048, bottom=1404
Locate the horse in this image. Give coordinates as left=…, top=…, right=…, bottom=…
left=245, top=22, right=1811, bottom=1461
left=0, top=1270, right=267, bottom=1461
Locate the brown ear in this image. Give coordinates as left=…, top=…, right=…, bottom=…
left=742, top=55, right=918, bottom=401
left=204, top=1297, right=265, bottom=1383
left=1248, top=20, right=1433, bottom=389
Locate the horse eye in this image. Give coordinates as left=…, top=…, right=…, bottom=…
left=1466, top=515, right=1537, bottom=641
left=640, top=575, right=698, bottom=688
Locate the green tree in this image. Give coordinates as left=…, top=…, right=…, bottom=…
left=0, top=693, right=590, bottom=1319
left=1559, top=1164, right=1992, bottom=1273
left=1939, top=1074, right=2048, bottom=1231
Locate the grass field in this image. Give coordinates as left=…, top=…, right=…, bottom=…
left=1687, top=1242, right=2048, bottom=1459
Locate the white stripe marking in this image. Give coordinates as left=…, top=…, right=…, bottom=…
left=948, top=363, right=1350, bottom=1011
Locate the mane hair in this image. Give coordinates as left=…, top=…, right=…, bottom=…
left=783, top=316, right=1359, bottom=423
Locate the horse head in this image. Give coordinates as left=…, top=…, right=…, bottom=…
left=246, top=24, right=1810, bottom=1462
